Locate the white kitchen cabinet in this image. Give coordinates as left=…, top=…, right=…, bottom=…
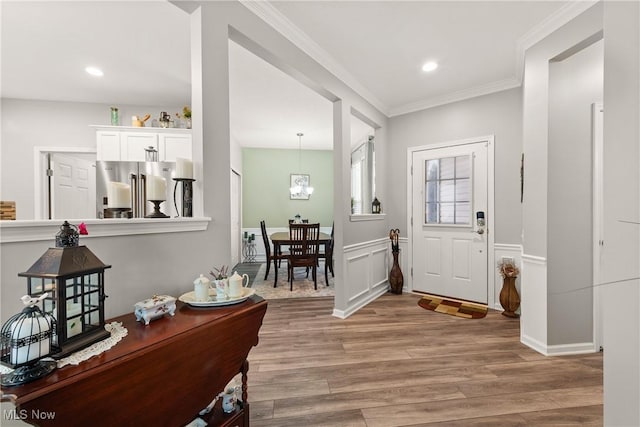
left=121, top=132, right=157, bottom=162
left=159, top=133, right=192, bottom=162
left=93, top=126, right=192, bottom=162
left=96, top=131, right=121, bottom=161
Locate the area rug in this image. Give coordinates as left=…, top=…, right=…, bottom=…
left=250, top=262, right=334, bottom=300
left=418, top=294, right=488, bottom=319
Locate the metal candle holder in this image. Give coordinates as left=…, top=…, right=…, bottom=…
left=173, top=178, right=195, bottom=217
left=145, top=200, right=169, bottom=218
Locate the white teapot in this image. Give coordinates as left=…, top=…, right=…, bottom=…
left=228, top=271, right=249, bottom=298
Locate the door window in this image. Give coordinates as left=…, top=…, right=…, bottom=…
left=424, top=155, right=471, bottom=225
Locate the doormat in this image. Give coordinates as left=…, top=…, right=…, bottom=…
left=417, top=294, right=488, bottom=319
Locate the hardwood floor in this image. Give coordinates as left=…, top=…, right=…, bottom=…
left=247, top=293, right=602, bottom=426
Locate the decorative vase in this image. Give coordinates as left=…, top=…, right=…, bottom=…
left=499, top=276, right=520, bottom=318
left=389, top=249, right=404, bottom=294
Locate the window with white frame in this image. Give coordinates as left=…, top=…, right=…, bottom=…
left=350, top=136, right=374, bottom=214
left=424, top=155, right=471, bottom=225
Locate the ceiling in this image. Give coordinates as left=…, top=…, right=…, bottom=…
left=2, top=1, right=588, bottom=150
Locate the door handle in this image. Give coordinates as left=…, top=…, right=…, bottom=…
left=471, top=228, right=485, bottom=235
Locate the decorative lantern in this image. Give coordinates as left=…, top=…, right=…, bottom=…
left=372, top=197, right=381, bottom=214
left=1, top=294, right=57, bottom=386
left=18, top=222, right=111, bottom=357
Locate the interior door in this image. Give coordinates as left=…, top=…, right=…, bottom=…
left=412, top=141, right=488, bottom=303
left=51, top=153, right=96, bottom=219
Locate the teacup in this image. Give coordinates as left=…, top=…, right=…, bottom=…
left=214, top=279, right=228, bottom=300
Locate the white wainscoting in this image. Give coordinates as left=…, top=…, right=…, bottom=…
left=520, top=253, right=549, bottom=355
left=332, top=237, right=391, bottom=319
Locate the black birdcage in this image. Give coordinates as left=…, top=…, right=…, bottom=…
left=0, top=302, right=57, bottom=387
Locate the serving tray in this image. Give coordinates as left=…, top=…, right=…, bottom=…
left=179, top=287, right=256, bottom=307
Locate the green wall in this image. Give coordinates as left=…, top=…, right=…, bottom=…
left=242, top=147, right=333, bottom=228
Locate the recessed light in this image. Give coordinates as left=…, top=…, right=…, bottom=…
left=85, top=66, right=104, bottom=77
left=422, top=61, right=438, bottom=72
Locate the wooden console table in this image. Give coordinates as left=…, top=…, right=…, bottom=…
left=1, top=295, right=268, bottom=426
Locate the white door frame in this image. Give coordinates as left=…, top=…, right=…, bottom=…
left=592, top=102, right=604, bottom=351
left=406, top=135, right=495, bottom=305
left=230, top=168, right=242, bottom=266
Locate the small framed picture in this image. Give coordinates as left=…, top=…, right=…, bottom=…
left=290, top=174, right=311, bottom=200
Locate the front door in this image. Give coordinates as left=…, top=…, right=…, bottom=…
left=411, top=140, right=489, bottom=303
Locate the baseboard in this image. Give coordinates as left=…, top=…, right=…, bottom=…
left=546, top=342, right=597, bottom=356
left=521, top=333, right=597, bottom=356
left=332, top=285, right=388, bottom=319
left=520, top=333, right=549, bottom=355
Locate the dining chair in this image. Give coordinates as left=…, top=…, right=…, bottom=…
left=288, top=219, right=309, bottom=224
left=317, top=222, right=334, bottom=286
left=287, top=223, right=320, bottom=290
left=260, top=220, right=288, bottom=287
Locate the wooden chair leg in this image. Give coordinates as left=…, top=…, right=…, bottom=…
left=290, top=265, right=294, bottom=291
left=325, top=262, right=329, bottom=286
left=264, top=258, right=271, bottom=280
left=273, top=259, right=279, bottom=288
left=313, top=266, right=317, bottom=290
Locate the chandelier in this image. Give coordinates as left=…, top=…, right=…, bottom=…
left=289, top=132, right=314, bottom=196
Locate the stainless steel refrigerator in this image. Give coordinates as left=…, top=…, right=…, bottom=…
left=96, top=161, right=176, bottom=218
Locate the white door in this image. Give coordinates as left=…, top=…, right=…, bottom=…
left=412, top=141, right=489, bottom=303
left=51, top=154, right=96, bottom=219
left=230, top=170, right=241, bottom=266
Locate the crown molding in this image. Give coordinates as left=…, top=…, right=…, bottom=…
left=389, top=77, right=520, bottom=117
left=515, top=0, right=600, bottom=82
left=240, top=0, right=600, bottom=120
left=391, top=0, right=600, bottom=117
left=239, top=0, right=390, bottom=116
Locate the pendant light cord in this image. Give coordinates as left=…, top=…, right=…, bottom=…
left=297, top=132, right=303, bottom=172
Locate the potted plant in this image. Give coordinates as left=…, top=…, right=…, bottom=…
left=182, top=106, right=192, bottom=129
left=498, top=259, right=520, bottom=318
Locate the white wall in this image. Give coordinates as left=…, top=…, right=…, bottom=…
left=519, top=2, right=603, bottom=354
left=547, top=40, right=603, bottom=346
left=388, top=87, right=523, bottom=246
left=601, top=1, right=640, bottom=425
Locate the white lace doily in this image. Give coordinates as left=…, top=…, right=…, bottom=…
left=0, top=321, right=128, bottom=374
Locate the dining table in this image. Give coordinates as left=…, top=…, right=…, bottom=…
left=269, top=231, right=332, bottom=286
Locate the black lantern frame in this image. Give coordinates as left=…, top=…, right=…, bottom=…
left=372, top=197, right=381, bottom=214
left=18, top=246, right=111, bottom=358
